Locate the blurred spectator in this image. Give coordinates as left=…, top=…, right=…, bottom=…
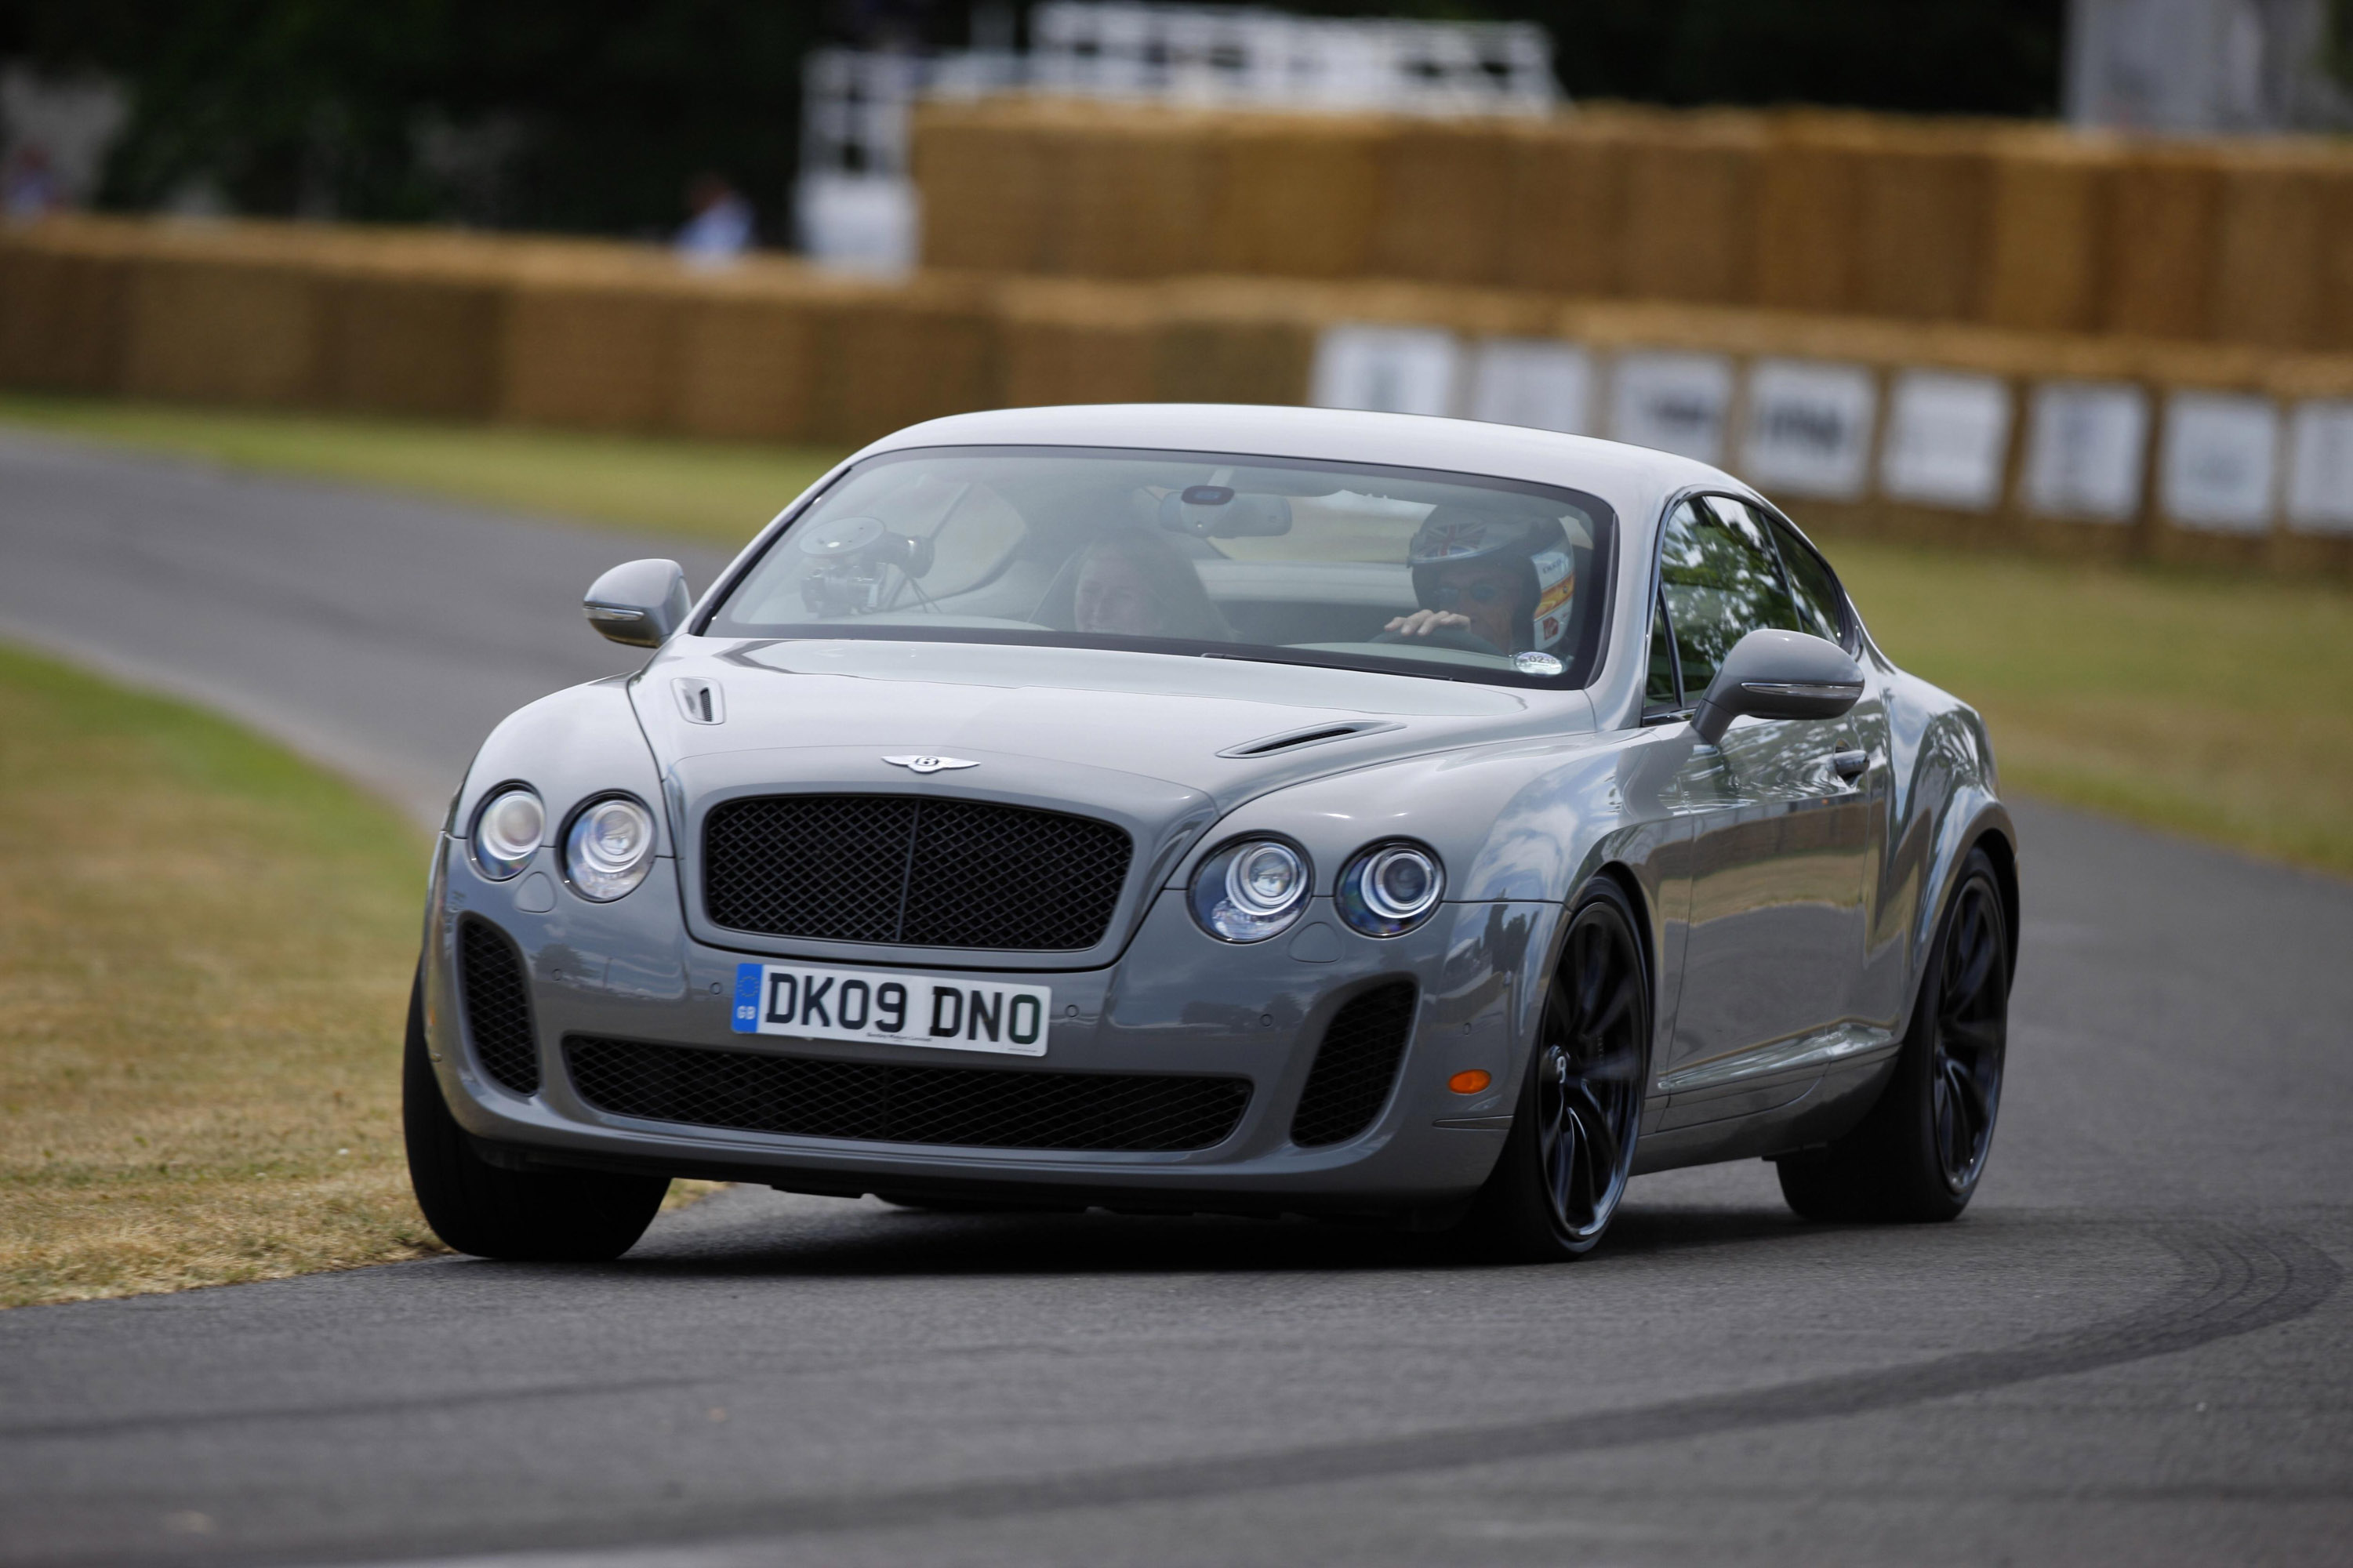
left=3, top=143, right=60, bottom=221
left=676, top=172, right=753, bottom=267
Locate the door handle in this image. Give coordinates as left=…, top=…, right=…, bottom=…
left=1831, top=749, right=1869, bottom=781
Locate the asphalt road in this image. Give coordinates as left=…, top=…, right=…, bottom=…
left=2, top=429, right=2348, bottom=1566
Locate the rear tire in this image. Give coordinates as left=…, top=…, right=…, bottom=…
left=403, top=969, right=668, bottom=1261
left=1777, top=848, right=2010, bottom=1223
left=1458, top=879, right=1650, bottom=1262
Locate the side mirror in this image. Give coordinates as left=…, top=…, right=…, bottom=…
left=1690, top=629, right=1864, bottom=745
left=583, top=559, right=691, bottom=648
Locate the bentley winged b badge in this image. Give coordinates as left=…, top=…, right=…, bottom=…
left=883, top=754, right=979, bottom=775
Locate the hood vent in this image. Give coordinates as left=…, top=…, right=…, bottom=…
left=1218, top=720, right=1400, bottom=760
left=673, top=678, right=725, bottom=725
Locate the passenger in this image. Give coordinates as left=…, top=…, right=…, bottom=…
left=1071, top=531, right=1233, bottom=641
left=1384, top=506, right=1579, bottom=657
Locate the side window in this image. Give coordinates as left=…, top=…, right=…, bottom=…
left=1656, top=498, right=1799, bottom=696
left=1645, top=590, right=1680, bottom=710
left=1765, top=514, right=1850, bottom=649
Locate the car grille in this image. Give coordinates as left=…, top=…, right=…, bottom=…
left=565, top=1036, right=1251, bottom=1152
left=459, top=916, right=539, bottom=1095
left=1290, top=982, right=1418, bottom=1147
left=702, top=794, right=1132, bottom=951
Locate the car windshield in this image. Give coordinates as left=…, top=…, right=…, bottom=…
left=704, top=445, right=1617, bottom=687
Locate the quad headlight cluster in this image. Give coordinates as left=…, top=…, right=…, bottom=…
left=469, top=786, right=657, bottom=902
left=1189, top=837, right=1443, bottom=942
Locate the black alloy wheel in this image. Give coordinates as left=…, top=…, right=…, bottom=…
left=1777, top=847, right=2011, bottom=1223
left=1929, top=868, right=2008, bottom=1192
left=1462, top=880, right=1650, bottom=1261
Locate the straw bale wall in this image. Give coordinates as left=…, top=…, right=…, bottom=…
left=3, top=214, right=2349, bottom=575
left=910, top=98, right=2353, bottom=357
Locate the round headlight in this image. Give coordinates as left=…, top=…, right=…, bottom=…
left=1190, top=838, right=1311, bottom=942
left=470, top=788, right=543, bottom=880
left=1338, top=843, right=1444, bottom=937
left=564, top=796, right=657, bottom=902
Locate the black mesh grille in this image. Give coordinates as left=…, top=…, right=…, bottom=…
left=459, top=916, right=539, bottom=1095
left=703, top=794, right=1131, bottom=950
left=565, top=1036, right=1250, bottom=1152
left=1290, top=982, right=1418, bottom=1147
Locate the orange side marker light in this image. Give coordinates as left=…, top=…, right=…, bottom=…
left=1447, top=1069, right=1492, bottom=1095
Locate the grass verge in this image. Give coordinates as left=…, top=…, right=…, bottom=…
left=1835, top=540, right=2353, bottom=877
left=0, top=642, right=441, bottom=1305
left=2, top=394, right=2345, bottom=877
left=0, top=394, right=843, bottom=550
left=0, top=641, right=722, bottom=1308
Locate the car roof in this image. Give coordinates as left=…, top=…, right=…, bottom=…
left=854, top=404, right=1748, bottom=524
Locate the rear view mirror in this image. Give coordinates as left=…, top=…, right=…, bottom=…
left=583, top=559, right=691, bottom=648
left=1691, top=629, right=1864, bottom=745
left=1158, top=491, right=1293, bottom=538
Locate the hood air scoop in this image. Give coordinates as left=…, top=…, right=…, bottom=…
left=1218, top=720, right=1402, bottom=759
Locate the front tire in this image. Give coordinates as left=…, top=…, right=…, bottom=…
left=403, top=969, right=668, bottom=1261
left=1777, top=848, right=2010, bottom=1223
left=1459, top=880, right=1650, bottom=1261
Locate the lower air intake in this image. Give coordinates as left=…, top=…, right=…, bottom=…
left=459, top=916, right=539, bottom=1095
left=565, top=1037, right=1251, bottom=1153
left=1290, top=982, right=1418, bottom=1147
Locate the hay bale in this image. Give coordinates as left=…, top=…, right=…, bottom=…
left=1754, top=113, right=1871, bottom=313
left=1048, top=107, right=1220, bottom=278
left=1501, top=116, right=1629, bottom=297
left=1372, top=118, right=1512, bottom=286
left=810, top=275, right=997, bottom=445
left=319, top=253, right=509, bottom=420
left=913, top=100, right=1054, bottom=274
left=1210, top=113, right=1393, bottom=279
left=1978, top=129, right=2116, bottom=332
left=497, top=257, right=689, bottom=432
left=0, top=220, right=135, bottom=394
left=2208, top=144, right=2328, bottom=350
left=1853, top=124, right=1995, bottom=322
left=670, top=271, right=841, bottom=442
left=2103, top=147, right=2221, bottom=340
left=995, top=278, right=1159, bottom=406
left=1616, top=111, right=1764, bottom=305
left=122, top=244, right=326, bottom=407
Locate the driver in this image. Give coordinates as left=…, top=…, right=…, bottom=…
left=1384, top=507, right=1578, bottom=657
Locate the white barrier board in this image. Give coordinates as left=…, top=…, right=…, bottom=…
left=1309, top=325, right=1462, bottom=417
left=1610, top=351, right=1734, bottom=465
left=1881, top=371, right=2011, bottom=510
left=1739, top=359, right=1876, bottom=499
left=2161, top=393, right=2279, bottom=533
left=1469, top=339, right=1594, bottom=434
left=2024, top=382, right=2148, bottom=521
left=2286, top=401, right=2353, bottom=535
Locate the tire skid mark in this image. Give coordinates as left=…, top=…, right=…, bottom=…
left=311, top=1223, right=2337, bottom=1565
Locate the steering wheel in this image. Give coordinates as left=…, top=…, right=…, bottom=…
left=1371, top=624, right=1509, bottom=658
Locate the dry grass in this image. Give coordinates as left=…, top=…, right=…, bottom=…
left=0, top=643, right=447, bottom=1305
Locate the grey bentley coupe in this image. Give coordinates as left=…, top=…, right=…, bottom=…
left=404, top=404, right=2017, bottom=1264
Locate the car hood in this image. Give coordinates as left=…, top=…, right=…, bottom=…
left=636, top=636, right=1592, bottom=811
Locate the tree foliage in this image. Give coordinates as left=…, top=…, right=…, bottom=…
left=5, top=0, right=2063, bottom=234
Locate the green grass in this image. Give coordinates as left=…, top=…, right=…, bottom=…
left=1835, top=540, right=2353, bottom=877
left=0, top=394, right=845, bottom=550
left=3, top=394, right=2348, bottom=877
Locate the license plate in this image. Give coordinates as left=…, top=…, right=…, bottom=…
left=731, top=962, right=1050, bottom=1057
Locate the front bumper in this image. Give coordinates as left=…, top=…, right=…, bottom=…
left=422, top=838, right=1560, bottom=1217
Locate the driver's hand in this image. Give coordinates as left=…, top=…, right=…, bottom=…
left=1383, top=609, right=1472, bottom=638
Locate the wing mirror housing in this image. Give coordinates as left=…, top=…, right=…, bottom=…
left=1690, top=629, right=1865, bottom=745
left=583, top=559, right=691, bottom=648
